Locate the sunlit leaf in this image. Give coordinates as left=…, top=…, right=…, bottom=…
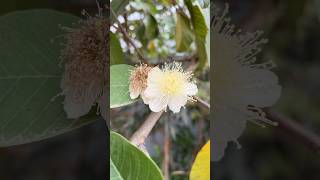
left=190, top=141, right=210, bottom=180
left=110, top=159, right=124, bottom=180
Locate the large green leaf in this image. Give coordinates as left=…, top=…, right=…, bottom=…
left=175, top=12, right=194, bottom=52
left=110, top=64, right=135, bottom=108
left=110, top=159, right=124, bottom=180
left=110, top=131, right=164, bottom=180
left=111, top=0, right=130, bottom=23
left=185, top=0, right=208, bottom=70
left=0, top=10, right=98, bottom=147
left=110, top=33, right=125, bottom=65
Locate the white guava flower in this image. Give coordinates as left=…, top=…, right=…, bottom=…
left=141, top=62, right=198, bottom=113
left=212, top=5, right=281, bottom=161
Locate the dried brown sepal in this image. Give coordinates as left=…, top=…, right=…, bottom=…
left=129, top=64, right=152, bottom=99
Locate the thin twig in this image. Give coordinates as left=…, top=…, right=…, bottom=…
left=155, top=54, right=198, bottom=66
left=265, top=109, right=320, bottom=152
left=130, top=111, right=164, bottom=145
left=194, top=96, right=210, bottom=109
left=171, top=171, right=189, bottom=176
left=110, top=9, right=148, bottom=64
left=194, top=95, right=320, bottom=152
left=162, top=117, right=171, bottom=180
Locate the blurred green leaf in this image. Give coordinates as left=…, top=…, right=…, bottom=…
left=110, top=131, right=164, bottom=180
left=136, top=24, right=148, bottom=46
left=0, top=10, right=98, bottom=147
left=161, top=0, right=172, bottom=7
left=110, top=64, right=135, bottom=108
left=175, top=12, right=194, bottom=52
left=130, top=1, right=157, bottom=14
left=185, top=0, right=208, bottom=70
left=110, top=33, right=125, bottom=65
left=144, top=14, right=159, bottom=40
left=111, top=0, right=130, bottom=23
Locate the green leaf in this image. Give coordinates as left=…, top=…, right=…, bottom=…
left=110, top=159, right=124, bottom=180
left=110, top=33, right=125, bottom=65
left=0, top=10, right=99, bottom=147
left=144, top=14, right=159, bottom=40
left=110, top=131, right=164, bottom=180
left=175, top=12, right=194, bottom=52
left=185, top=0, right=209, bottom=70
left=160, top=0, right=172, bottom=7
left=110, top=64, right=135, bottom=108
left=136, top=24, right=148, bottom=47
left=111, top=0, right=130, bottom=23
left=203, top=5, right=210, bottom=65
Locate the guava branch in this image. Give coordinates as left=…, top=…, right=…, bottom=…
left=195, top=96, right=320, bottom=152
left=194, top=96, right=210, bottom=109
left=265, top=109, right=320, bottom=152
left=110, top=9, right=148, bottom=64
left=130, top=111, right=164, bottom=145
left=162, top=119, right=171, bottom=180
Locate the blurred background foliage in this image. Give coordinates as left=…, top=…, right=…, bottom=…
left=0, top=0, right=107, bottom=180
left=110, top=0, right=210, bottom=179
left=214, top=0, right=320, bottom=180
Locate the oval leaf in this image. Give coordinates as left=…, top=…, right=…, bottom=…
left=190, top=141, right=210, bottom=180
left=0, top=10, right=99, bottom=147
left=110, top=33, right=125, bottom=65
left=175, top=12, right=194, bottom=52
left=185, top=0, right=209, bottom=70
left=144, top=14, right=159, bottom=40
left=110, top=64, right=135, bottom=108
left=110, top=131, right=163, bottom=180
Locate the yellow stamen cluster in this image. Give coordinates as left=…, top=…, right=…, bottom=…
left=158, top=63, right=190, bottom=96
